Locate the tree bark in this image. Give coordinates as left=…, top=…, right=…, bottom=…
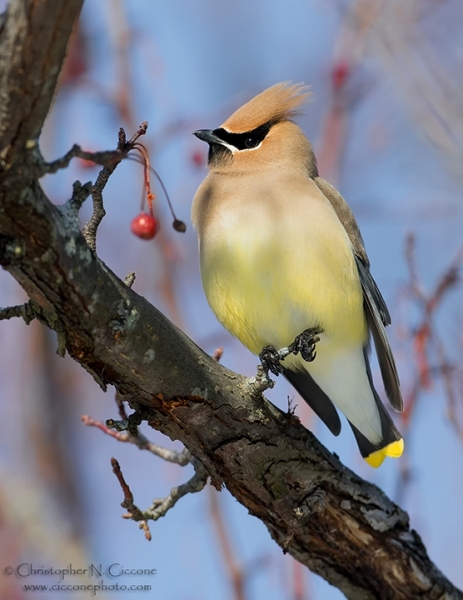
left=0, top=2, right=461, bottom=599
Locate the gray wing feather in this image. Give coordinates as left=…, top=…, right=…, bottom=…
left=314, top=176, right=369, bottom=266
left=356, top=257, right=403, bottom=412
left=314, top=175, right=403, bottom=413
left=283, top=368, right=342, bottom=436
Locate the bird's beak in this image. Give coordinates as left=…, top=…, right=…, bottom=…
left=193, top=129, right=224, bottom=146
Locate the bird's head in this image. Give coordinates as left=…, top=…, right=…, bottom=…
left=194, top=82, right=318, bottom=176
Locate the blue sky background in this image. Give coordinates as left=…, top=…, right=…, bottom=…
left=1, top=1, right=462, bottom=599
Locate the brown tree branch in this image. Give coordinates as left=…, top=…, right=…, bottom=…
left=0, top=2, right=461, bottom=599
left=0, top=0, right=84, bottom=164
left=0, top=301, right=36, bottom=324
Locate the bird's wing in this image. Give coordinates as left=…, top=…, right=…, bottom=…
left=314, top=176, right=369, bottom=266
left=356, top=257, right=403, bottom=411
left=314, top=176, right=390, bottom=320
left=314, top=176, right=403, bottom=412
left=282, top=367, right=342, bottom=435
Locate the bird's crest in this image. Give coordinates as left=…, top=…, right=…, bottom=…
left=221, top=82, right=311, bottom=133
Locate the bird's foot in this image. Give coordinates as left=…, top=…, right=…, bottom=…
left=287, top=327, right=322, bottom=363
left=259, top=345, right=285, bottom=376
left=257, top=327, right=323, bottom=382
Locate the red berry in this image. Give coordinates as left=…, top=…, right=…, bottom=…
left=130, top=213, right=158, bottom=240
left=331, top=60, right=350, bottom=91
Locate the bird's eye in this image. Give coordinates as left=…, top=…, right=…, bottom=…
left=245, top=138, right=259, bottom=149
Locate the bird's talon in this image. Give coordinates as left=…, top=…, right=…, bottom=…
left=259, top=345, right=283, bottom=376
left=291, top=327, right=322, bottom=363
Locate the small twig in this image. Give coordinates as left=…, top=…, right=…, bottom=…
left=213, top=347, right=224, bottom=362
left=85, top=379, right=209, bottom=538
left=82, top=129, right=125, bottom=251
left=2, top=302, right=67, bottom=358
left=115, top=391, right=129, bottom=420
left=248, top=365, right=275, bottom=394
left=81, top=415, right=130, bottom=443
left=82, top=413, right=191, bottom=465
left=41, top=145, right=126, bottom=174
left=426, top=254, right=462, bottom=314
left=0, top=301, right=37, bottom=324
left=127, top=121, right=148, bottom=145
left=287, top=396, right=298, bottom=416
left=108, top=408, right=142, bottom=437
left=124, top=272, right=136, bottom=288
left=140, top=441, right=191, bottom=465
left=106, top=417, right=129, bottom=431
left=144, top=459, right=208, bottom=521
left=83, top=123, right=148, bottom=252
left=69, top=180, right=93, bottom=212
left=110, top=454, right=208, bottom=540
left=57, top=181, right=93, bottom=233
left=111, top=457, right=152, bottom=541
left=111, top=457, right=136, bottom=506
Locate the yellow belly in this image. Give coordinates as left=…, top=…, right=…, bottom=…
left=200, top=208, right=367, bottom=355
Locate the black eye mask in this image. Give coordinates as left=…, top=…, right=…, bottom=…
left=213, top=121, right=272, bottom=151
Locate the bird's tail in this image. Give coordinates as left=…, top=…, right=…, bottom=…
left=283, top=346, right=404, bottom=468
left=348, top=395, right=404, bottom=468
left=348, top=347, right=404, bottom=468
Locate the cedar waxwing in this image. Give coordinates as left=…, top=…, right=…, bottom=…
left=191, top=82, right=404, bottom=468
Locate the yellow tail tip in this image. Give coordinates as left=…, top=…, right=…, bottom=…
left=364, top=438, right=404, bottom=468
left=385, top=438, right=404, bottom=458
